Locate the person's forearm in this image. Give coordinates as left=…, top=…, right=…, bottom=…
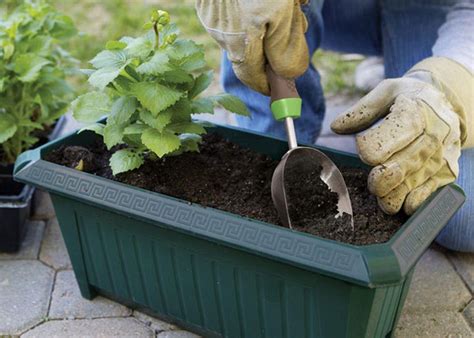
left=432, top=1, right=474, bottom=72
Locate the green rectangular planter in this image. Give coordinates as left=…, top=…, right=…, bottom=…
left=14, top=124, right=465, bottom=338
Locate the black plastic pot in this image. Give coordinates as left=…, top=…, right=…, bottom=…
left=0, top=116, right=66, bottom=252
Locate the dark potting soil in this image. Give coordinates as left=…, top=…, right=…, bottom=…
left=45, top=134, right=406, bottom=245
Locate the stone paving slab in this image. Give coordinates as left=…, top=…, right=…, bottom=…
left=21, top=318, right=154, bottom=337
left=0, top=261, right=54, bottom=335
left=31, top=191, right=56, bottom=221
left=0, top=221, right=44, bottom=260
left=463, top=300, right=474, bottom=329
left=403, top=249, right=471, bottom=313
left=394, top=312, right=472, bottom=337
left=157, top=330, right=201, bottom=338
left=133, top=310, right=178, bottom=334
left=449, top=251, right=474, bottom=293
left=49, top=270, right=131, bottom=320
left=39, top=218, right=71, bottom=270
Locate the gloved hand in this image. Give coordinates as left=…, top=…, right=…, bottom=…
left=195, top=0, right=309, bottom=95
left=331, top=57, right=473, bottom=215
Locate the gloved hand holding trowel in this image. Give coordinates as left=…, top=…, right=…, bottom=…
left=196, top=0, right=474, bottom=252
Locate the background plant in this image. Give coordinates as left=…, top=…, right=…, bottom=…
left=72, top=9, right=250, bottom=175
left=0, top=0, right=78, bottom=165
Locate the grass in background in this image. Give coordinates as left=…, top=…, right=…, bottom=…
left=1, top=0, right=362, bottom=96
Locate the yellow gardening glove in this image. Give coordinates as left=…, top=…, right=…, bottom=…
left=331, top=57, right=473, bottom=215
left=195, top=0, right=309, bottom=95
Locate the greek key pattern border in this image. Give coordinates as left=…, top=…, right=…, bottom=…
left=19, top=160, right=369, bottom=282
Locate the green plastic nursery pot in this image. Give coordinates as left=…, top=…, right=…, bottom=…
left=14, top=124, right=465, bottom=338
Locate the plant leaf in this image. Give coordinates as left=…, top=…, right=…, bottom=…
left=110, top=148, right=144, bottom=175
left=109, top=96, right=137, bottom=125
left=79, top=123, right=105, bottom=136
left=188, top=71, right=213, bottom=99
left=191, top=97, right=214, bottom=115
left=167, top=122, right=206, bottom=135
left=106, top=40, right=127, bottom=50
left=90, top=50, right=128, bottom=69
left=136, top=51, right=171, bottom=75
left=14, top=54, right=51, bottom=83
left=180, top=52, right=207, bottom=72
left=72, top=91, right=112, bottom=123
left=141, top=128, right=181, bottom=158
left=139, top=109, right=172, bottom=132
left=210, top=93, right=250, bottom=116
left=103, top=123, right=124, bottom=149
left=161, top=68, right=193, bottom=83
left=0, top=113, right=17, bottom=143
left=131, top=82, right=182, bottom=116
left=124, top=32, right=155, bottom=59
left=88, top=67, right=121, bottom=89
left=124, top=123, right=148, bottom=135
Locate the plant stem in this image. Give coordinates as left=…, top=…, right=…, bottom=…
left=153, top=22, right=159, bottom=49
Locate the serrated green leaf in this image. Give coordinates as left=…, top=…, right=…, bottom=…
left=124, top=32, right=155, bottom=59
left=131, top=82, right=182, bottom=116
left=189, top=71, right=213, bottom=98
left=124, top=123, right=147, bottom=135
left=162, top=68, right=193, bottom=83
left=79, top=123, right=105, bottom=136
left=191, top=98, right=214, bottom=115
left=136, top=51, right=170, bottom=75
left=90, top=50, right=128, bottom=69
left=166, top=39, right=202, bottom=60
left=210, top=93, right=250, bottom=116
left=72, top=92, right=112, bottom=123
left=88, top=50, right=129, bottom=88
left=110, top=148, right=144, bottom=175
left=103, top=122, right=124, bottom=149
left=0, top=113, right=17, bottom=143
left=180, top=53, right=207, bottom=72
left=14, top=54, right=51, bottom=83
left=159, top=23, right=180, bottom=45
left=141, top=128, right=181, bottom=158
left=109, top=96, right=137, bottom=125
left=88, top=67, right=121, bottom=89
left=167, top=122, right=206, bottom=135
left=106, top=40, right=127, bottom=50
left=139, top=109, right=172, bottom=132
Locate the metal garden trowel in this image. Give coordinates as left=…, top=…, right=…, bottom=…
left=267, top=66, right=354, bottom=229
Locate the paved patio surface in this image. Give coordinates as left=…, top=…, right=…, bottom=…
left=1, top=97, right=473, bottom=337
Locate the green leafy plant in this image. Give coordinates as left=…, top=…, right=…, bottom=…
left=73, top=9, right=249, bottom=175
left=0, top=0, right=78, bottom=165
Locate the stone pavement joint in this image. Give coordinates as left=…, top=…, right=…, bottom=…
left=49, top=270, right=132, bottom=320
left=402, top=249, right=472, bottom=314
left=448, top=251, right=474, bottom=293
left=21, top=318, right=154, bottom=337
left=463, top=300, right=474, bottom=329
left=0, top=261, right=54, bottom=335
left=133, top=310, right=178, bottom=334
left=39, top=218, right=72, bottom=270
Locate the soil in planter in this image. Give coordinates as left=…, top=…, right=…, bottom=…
left=45, top=134, right=407, bottom=245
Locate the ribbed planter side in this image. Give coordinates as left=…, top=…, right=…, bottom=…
left=52, top=193, right=413, bottom=338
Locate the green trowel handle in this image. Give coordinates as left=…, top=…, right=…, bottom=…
left=266, top=66, right=302, bottom=121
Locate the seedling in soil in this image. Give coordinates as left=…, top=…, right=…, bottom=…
left=72, top=9, right=250, bottom=175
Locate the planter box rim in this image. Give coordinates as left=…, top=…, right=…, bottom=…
left=13, top=122, right=466, bottom=287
